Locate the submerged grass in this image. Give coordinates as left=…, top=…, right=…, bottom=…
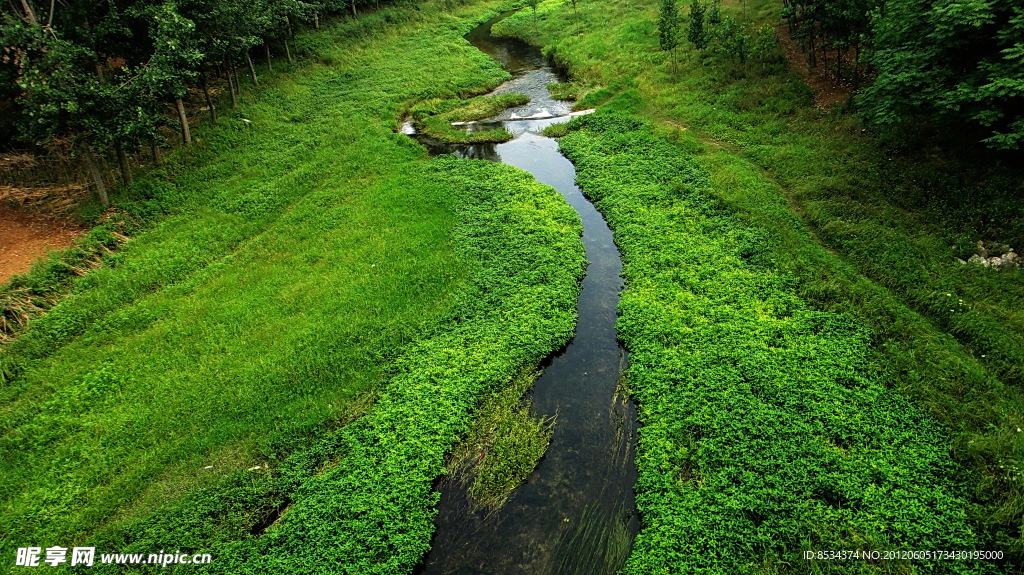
left=0, top=0, right=586, bottom=572
left=446, top=365, right=555, bottom=513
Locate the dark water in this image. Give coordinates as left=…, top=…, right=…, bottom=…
left=412, top=13, right=640, bottom=575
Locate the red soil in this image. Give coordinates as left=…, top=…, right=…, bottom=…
left=0, top=206, right=84, bottom=285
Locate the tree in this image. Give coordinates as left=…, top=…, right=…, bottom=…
left=144, top=2, right=203, bottom=145
left=688, top=0, right=710, bottom=51
left=862, top=0, right=1024, bottom=149
left=658, top=0, right=680, bottom=72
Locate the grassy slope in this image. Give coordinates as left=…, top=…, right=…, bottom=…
left=0, top=1, right=584, bottom=572
left=495, top=0, right=1024, bottom=570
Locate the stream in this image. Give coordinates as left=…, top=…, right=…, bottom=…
left=409, top=12, right=640, bottom=575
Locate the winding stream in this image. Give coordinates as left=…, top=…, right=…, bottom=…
left=410, top=13, right=640, bottom=575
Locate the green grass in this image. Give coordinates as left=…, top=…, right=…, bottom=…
left=496, top=0, right=1024, bottom=569
left=0, top=0, right=586, bottom=572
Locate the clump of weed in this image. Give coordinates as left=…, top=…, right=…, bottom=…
left=541, top=122, right=570, bottom=138
left=411, top=93, right=529, bottom=143
left=447, top=365, right=554, bottom=512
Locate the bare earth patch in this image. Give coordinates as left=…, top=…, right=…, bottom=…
left=0, top=206, right=85, bottom=285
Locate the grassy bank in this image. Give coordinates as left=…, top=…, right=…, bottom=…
left=0, top=0, right=585, bottom=571
left=495, top=0, right=1024, bottom=569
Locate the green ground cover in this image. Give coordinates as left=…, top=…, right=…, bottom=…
left=560, top=113, right=985, bottom=574
left=496, top=0, right=1024, bottom=569
left=1, top=0, right=585, bottom=571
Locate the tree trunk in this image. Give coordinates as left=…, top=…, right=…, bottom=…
left=151, top=143, right=162, bottom=165
left=175, top=97, right=192, bottom=144
left=351, top=0, right=357, bottom=17
left=246, top=52, right=259, bottom=86
left=836, top=46, right=842, bottom=83
left=82, top=145, right=109, bottom=207
left=314, top=11, right=319, bottom=30
left=822, top=39, right=828, bottom=78
left=284, top=39, right=293, bottom=64
left=227, top=71, right=237, bottom=108
left=286, top=16, right=294, bottom=38
left=115, top=144, right=132, bottom=185
left=20, top=0, right=38, bottom=25
left=201, top=74, right=217, bottom=124
left=264, top=44, right=272, bottom=73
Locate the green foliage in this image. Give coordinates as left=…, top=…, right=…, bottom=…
left=713, top=14, right=750, bottom=63
left=559, top=113, right=987, bottom=574
left=498, top=0, right=1024, bottom=564
left=83, top=157, right=584, bottom=575
left=862, top=0, right=1024, bottom=149
left=547, top=81, right=586, bottom=100
left=658, top=0, right=680, bottom=53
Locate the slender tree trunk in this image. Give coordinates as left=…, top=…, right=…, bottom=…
left=115, top=143, right=132, bottom=185
left=246, top=52, right=259, bottom=86
left=151, top=143, right=162, bottom=165
left=351, top=0, right=357, bottom=17
left=227, top=71, right=237, bottom=108
left=286, top=16, right=294, bottom=37
left=284, top=39, right=293, bottom=64
left=201, top=74, right=217, bottom=124
left=233, top=66, right=242, bottom=94
left=822, top=39, right=828, bottom=75
left=314, top=11, right=320, bottom=30
left=20, top=0, right=37, bottom=25
left=82, top=145, right=109, bottom=207
left=175, top=97, right=192, bottom=144
left=836, top=46, right=842, bottom=83
left=852, top=43, right=861, bottom=89
left=264, top=44, right=272, bottom=73
left=46, top=0, right=55, bottom=28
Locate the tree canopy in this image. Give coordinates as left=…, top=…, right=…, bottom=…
left=2, top=0, right=382, bottom=198
left=861, top=0, right=1024, bottom=149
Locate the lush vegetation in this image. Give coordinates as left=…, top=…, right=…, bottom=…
left=559, top=112, right=984, bottom=574
left=1, top=1, right=587, bottom=572
left=4, top=0, right=1024, bottom=571
left=496, top=0, right=1024, bottom=569
left=781, top=0, right=1024, bottom=149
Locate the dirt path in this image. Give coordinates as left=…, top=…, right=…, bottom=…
left=0, top=206, right=84, bottom=285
